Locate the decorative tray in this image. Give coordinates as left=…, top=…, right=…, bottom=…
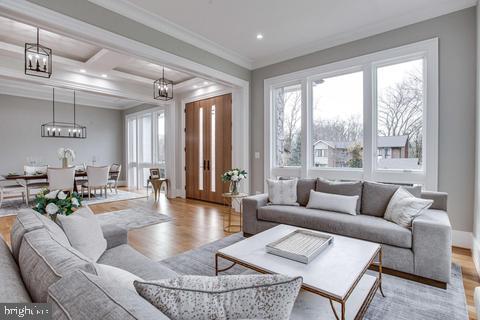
left=266, top=229, right=334, bottom=264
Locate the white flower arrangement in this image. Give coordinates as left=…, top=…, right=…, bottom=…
left=221, top=168, right=247, bottom=182
left=57, top=147, right=76, bottom=161
left=34, top=188, right=82, bottom=219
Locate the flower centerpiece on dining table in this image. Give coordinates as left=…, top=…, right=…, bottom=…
left=33, top=189, right=82, bottom=221
left=57, top=147, right=75, bottom=168
left=221, top=168, right=247, bottom=195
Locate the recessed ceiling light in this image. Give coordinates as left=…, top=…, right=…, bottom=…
left=80, top=69, right=86, bottom=73
left=101, top=74, right=107, bottom=78
left=203, top=81, right=209, bottom=85
left=193, top=85, right=198, bottom=89
left=256, top=33, right=264, bottom=40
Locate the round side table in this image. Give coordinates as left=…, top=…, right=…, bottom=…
left=222, top=192, right=248, bottom=233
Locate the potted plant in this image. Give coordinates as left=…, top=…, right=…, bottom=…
left=57, top=147, right=75, bottom=168
left=33, top=189, right=82, bottom=221
left=221, top=169, right=247, bottom=195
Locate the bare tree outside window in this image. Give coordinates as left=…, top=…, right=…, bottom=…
left=274, top=84, right=301, bottom=167
left=377, top=59, right=424, bottom=170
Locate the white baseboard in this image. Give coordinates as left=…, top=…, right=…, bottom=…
left=473, top=236, right=480, bottom=278
left=452, top=230, right=473, bottom=249
left=175, top=189, right=186, bottom=198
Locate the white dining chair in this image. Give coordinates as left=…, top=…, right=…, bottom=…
left=0, top=180, right=25, bottom=208
left=107, top=164, right=122, bottom=194
left=47, top=167, right=76, bottom=192
left=82, top=166, right=110, bottom=199
left=17, top=165, right=49, bottom=205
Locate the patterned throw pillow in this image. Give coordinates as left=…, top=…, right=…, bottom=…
left=384, top=187, right=433, bottom=227
left=134, top=274, right=303, bottom=320
left=267, top=179, right=299, bottom=206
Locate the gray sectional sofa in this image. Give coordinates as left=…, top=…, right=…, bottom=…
left=1, top=209, right=175, bottom=319
left=243, top=179, right=452, bottom=287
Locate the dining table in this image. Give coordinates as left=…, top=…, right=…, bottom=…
left=2, top=169, right=120, bottom=204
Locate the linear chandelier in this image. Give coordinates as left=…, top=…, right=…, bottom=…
left=41, top=88, right=87, bottom=139
left=25, top=28, right=52, bottom=78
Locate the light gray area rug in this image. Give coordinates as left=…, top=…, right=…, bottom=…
left=0, top=190, right=146, bottom=217
left=161, top=233, right=468, bottom=320
left=97, top=207, right=172, bottom=230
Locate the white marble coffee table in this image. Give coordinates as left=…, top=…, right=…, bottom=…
left=215, top=224, right=384, bottom=320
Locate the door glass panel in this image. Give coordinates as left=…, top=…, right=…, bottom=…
left=211, top=105, right=216, bottom=192
left=139, top=114, right=152, bottom=187
left=199, top=107, right=204, bottom=190
left=376, top=59, right=424, bottom=171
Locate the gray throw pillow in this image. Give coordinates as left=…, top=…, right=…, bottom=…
left=57, top=207, right=107, bottom=262
left=134, top=274, right=302, bottom=320
left=267, top=179, right=299, bottom=206
left=362, top=181, right=421, bottom=217
left=315, top=178, right=363, bottom=213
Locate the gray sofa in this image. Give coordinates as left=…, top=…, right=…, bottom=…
left=1, top=208, right=175, bottom=319
left=243, top=179, right=452, bottom=286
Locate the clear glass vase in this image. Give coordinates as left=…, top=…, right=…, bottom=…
left=229, top=181, right=239, bottom=195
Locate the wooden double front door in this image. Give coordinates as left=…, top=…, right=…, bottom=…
left=185, top=94, right=232, bottom=204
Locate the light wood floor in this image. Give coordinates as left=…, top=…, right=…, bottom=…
left=0, top=192, right=478, bottom=319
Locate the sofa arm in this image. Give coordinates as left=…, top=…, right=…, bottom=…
left=243, top=194, right=269, bottom=235
left=412, top=209, right=451, bottom=283
left=421, top=191, right=448, bottom=211
left=101, top=224, right=128, bottom=249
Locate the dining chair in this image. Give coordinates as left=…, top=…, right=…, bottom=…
left=0, top=179, right=25, bottom=208
left=17, top=165, right=49, bottom=205
left=82, top=166, right=110, bottom=199
left=108, top=164, right=122, bottom=194
left=74, top=163, right=88, bottom=190
left=47, top=167, right=76, bottom=193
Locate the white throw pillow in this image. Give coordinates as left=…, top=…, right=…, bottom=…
left=56, top=207, right=107, bottom=262
left=306, top=190, right=359, bottom=215
left=384, top=187, right=433, bottom=227
left=134, top=274, right=302, bottom=320
left=267, top=179, right=299, bottom=206
left=96, top=264, right=143, bottom=292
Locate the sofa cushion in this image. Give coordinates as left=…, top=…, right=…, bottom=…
left=19, top=228, right=98, bottom=302
left=0, top=235, right=31, bottom=302
left=48, top=270, right=169, bottom=320
left=362, top=181, right=422, bottom=217
left=384, top=188, right=433, bottom=227
left=57, top=207, right=107, bottom=261
left=257, top=205, right=412, bottom=248
left=98, top=244, right=177, bottom=280
left=10, top=209, right=70, bottom=262
left=134, top=275, right=302, bottom=320
left=296, top=179, right=316, bottom=206
left=315, top=178, right=363, bottom=213
left=96, top=264, right=143, bottom=292
left=267, top=179, right=299, bottom=206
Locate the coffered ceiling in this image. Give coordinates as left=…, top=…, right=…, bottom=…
left=0, top=15, right=213, bottom=109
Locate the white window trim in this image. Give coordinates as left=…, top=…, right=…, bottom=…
left=264, top=38, right=438, bottom=190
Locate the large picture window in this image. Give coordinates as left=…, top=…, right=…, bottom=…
left=312, top=71, right=363, bottom=169
left=265, top=39, right=438, bottom=189
left=376, top=59, right=424, bottom=171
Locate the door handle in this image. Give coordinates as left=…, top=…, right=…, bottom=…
left=203, top=160, right=206, bottom=170
left=207, top=160, right=210, bottom=171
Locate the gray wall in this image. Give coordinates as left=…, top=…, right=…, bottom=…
left=250, top=8, right=477, bottom=232
left=0, top=94, right=124, bottom=178
left=26, top=0, right=250, bottom=82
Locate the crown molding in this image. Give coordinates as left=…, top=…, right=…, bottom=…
left=252, top=0, right=476, bottom=69
left=88, top=0, right=253, bottom=70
